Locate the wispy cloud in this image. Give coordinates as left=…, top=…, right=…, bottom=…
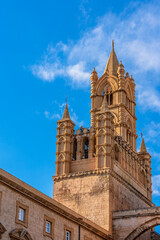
left=44, top=102, right=84, bottom=127
left=44, top=111, right=60, bottom=120
left=30, top=0, right=160, bottom=110
left=142, top=121, right=160, bottom=144
left=136, top=86, right=160, bottom=113
left=152, top=175, right=160, bottom=196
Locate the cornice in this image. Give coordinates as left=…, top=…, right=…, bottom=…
left=53, top=168, right=111, bottom=181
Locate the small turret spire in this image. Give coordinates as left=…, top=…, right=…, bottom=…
left=62, top=103, right=70, bottom=120
left=139, top=138, right=147, bottom=153
left=112, top=40, right=114, bottom=49
left=104, top=40, right=119, bottom=75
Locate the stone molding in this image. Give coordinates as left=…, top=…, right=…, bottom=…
left=9, top=228, right=32, bottom=240
left=113, top=206, right=160, bottom=219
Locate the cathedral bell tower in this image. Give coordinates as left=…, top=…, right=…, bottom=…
left=53, top=42, right=153, bottom=235
left=90, top=40, right=137, bottom=151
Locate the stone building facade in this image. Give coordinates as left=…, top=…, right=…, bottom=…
left=0, top=42, right=159, bottom=240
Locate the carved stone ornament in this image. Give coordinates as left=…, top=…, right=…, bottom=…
left=0, top=222, right=6, bottom=239
left=9, top=228, right=32, bottom=240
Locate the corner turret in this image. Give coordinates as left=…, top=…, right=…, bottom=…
left=55, top=103, right=75, bottom=176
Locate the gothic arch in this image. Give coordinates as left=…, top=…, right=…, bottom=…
left=59, top=123, right=65, bottom=135
left=125, top=217, right=160, bottom=240
left=126, top=118, right=132, bottom=131
left=125, top=81, right=133, bottom=101
left=111, top=112, right=117, bottom=124
left=98, top=114, right=104, bottom=120
left=58, top=137, right=65, bottom=152
left=58, top=153, right=64, bottom=161
left=9, top=228, right=32, bottom=240
left=98, top=146, right=105, bottom=154
left=96, top=75, right=118, bottom=93
left=139, top=169, right=146, bottom=187
left=98, top=128, right=106, bottom=134
left=97, top=147, right=105, bottom=168
left=58, top=136, right=65, bottom=143
left=114, top=144, right=120, bottom=162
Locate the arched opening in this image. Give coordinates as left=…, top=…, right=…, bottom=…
left=92, top=135, right=96, bottom=157
left=59, top=123, right=65, bottom=135
left=82, top=137, right=89, bottom=159
left=58, top=137, right=64, bottom=152
left=9, top=228, right=32, bottom=240
left=126, top=85, right=132, bottom=113
left=98, top=129, right=105, bottom=145
left=104, top=83, right=113, bottom=106
left=115, top=144, right=119, bottom=162
left=139, top=170, right=146, bottom=187
left=126, top=119, right=132, bottom=147
left=98, top=148, right=104, bottom=169
left=58, top=155, right=64, bottom=175
left=72, top=138, right=77, bottom=160
left=125, top=217, right=160, bottom=240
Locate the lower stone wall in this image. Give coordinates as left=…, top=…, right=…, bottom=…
left=111, top=176, right=150, bottom=211
left=53, top=173, right=112, bottom=232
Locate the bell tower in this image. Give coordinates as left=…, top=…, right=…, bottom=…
left=53, top=42, right=153, bottom=235
left=90, top=41, right=137, bottom=151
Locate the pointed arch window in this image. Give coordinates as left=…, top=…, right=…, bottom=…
left=115, top=145, right=119, bottom=162
left=93, top=135, right=96, bottom=157
left=82, top=137, right=89, bottom=159
left=73, top=138, right=77, bottom=160
left=103, top=84, right=113, bottom=106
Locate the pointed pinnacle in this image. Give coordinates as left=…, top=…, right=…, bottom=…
left=104, top=40, right=119, bottom=75
left=62, top=103, right=70, bottom=120
left=139, top=138, right=147, bottom=153
left=112, top=40, right=114, bottom=49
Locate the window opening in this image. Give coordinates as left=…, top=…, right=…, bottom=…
left=18, top=208, right=25, bottom=222
left=46, top=221, right=51, bottom=234
left=66, top=230, right=71, bottom=240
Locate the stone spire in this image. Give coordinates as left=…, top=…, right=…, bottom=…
left=101, top=95, right=109, bottom=111
left=139, top=138, right=147, bottom=153
left=62, top=103, right=70, bottom=120
left=104, top=40, right=119, bottom=76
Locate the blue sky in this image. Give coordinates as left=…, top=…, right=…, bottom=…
left=0, top=0, right=160, bottom=228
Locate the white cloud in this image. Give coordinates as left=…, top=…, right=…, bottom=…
left=31, top=0, right=160, bottom=111
left=44, top=111, right=50, bottom=119
left=44, top=102, right=84, bottom=126
left=136, top=86, right=160, bottom=112
left=44, top=111, right=60, bottom=120
left=66, top=62, right=90, bottom=86
left=70, top=112, right=84, bottom=127
left=152, top=175, right=160, bottom=196
left=142, top=121, right=160, bottom=144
